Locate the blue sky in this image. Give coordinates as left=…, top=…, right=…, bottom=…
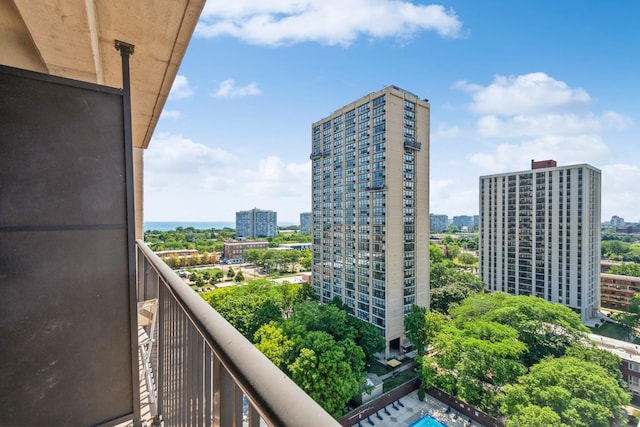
left=145, top=0, right=640, bottom=224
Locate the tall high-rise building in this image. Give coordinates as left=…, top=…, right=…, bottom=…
left=300, top=212, right=312, bottom=235
left=479, top=160, right=601, bottom=321
left=430, top=214, right=449, bottom=233
left=235, top=208, right=278, bottom=238
left=310, top=86, right=430, bottom=355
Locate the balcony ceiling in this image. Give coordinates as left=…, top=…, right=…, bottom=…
left=0, top=0, right=205, bottom=149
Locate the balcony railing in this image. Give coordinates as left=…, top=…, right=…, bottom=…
left=136, top=240, right=339, bottom=427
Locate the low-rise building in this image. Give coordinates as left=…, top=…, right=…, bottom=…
left=276, top=243, right=312, bottom=251
left=601, top=273, right=640, bottom=310
left=223, top=239, right=269, bottom=262
left=590, top=334, right=640, bottom=400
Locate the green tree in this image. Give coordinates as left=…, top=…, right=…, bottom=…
left=612, top=292, right=640, bottom=338
left=227, top=267, right=235, bottom=279
left=602, top=240, right=630, bottom=259
left=457, top=252, right=478, bottom=268
left=430, top=243, right=444, bottom=263
left=565, top=343, right=625, bottom=388
left=430, top=283, right=472, bottom=314
left=300, top=251, right=312, bottom=271
left=450, top=293, right=588, bottom=366
left=233, top=271, right=244, bottom=283
left=447, top=243, right=461, bottom=259
left=215, top=270, right=224, bottom=282
left=346, top=316, right=385, bottom=362
left=288, top=331, right=364, bottom=417
left=501, top=356, right=629, bottom=427
left=609, top=262, right=640, bottom=277
left=404, top=305, right=427, bottom=353
left=506, top=405, right=565, bottom=427
left=422, top=320, right=527, bottom=412
left=291, top=301, right=356, bottom=342
left=254, top=321, right=296, bottom=370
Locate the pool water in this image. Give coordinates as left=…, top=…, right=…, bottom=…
left=409, top=414, right=447, bottom=427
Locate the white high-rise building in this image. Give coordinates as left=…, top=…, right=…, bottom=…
left=311, top=86, right=430, bottom=355
left=235, top=208, right=277, bottom=238
left=479, top=160, right=601, bottom=321
left=300, top=212, right=312, bottom=235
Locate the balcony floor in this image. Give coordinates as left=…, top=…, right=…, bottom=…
left=116, top=327, right=153, bottom=427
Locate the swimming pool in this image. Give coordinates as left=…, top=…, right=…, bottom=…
left=409, top=414, right=447, bottom=427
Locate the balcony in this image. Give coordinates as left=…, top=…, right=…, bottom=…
left=135, top=240, right=338, bottom=426
left=403, top=140, right=422, bottom=151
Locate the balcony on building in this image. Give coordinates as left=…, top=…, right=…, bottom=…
left=0, top=1, right=337, bottom=426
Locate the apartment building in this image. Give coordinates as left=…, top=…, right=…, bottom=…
left=310, top=86, right=430, bottom=355
left=430, top=214, right=449, bottom=233
left=223, top=239, right=270, bottom=262
left=452, top=215, right=477, bottom=230
left=300, top=212, right=312, bottom=235
left=601, top=273, right=640, bottom=310
left=479, top=160, right=602, bottom=321
left=590, top=334, right=640, bottom=400
left=236, top=208, right=278, bottom=238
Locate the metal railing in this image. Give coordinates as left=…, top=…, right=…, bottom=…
left=136, top=240, right=339, bottom=427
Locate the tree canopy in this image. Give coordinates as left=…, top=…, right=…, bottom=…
left=406, top=292, right=628, bottom=425
left=608, top=262, right=640, bottom=277
left=429, top=243, right=484, bottom=314
left=204, top=279, right=315, bottom=340
left=449, top=293, right=588, bottom=366
left=205, top=279, right=384, bottom=418
left=501, top=356, right=630, bottom=427
left=252, top=301, right=381, bottom=417
left=422, top=320, right=527, bottom=412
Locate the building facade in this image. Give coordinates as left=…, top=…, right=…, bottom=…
left=235, top=208, right=277, bottom=238
left=590, top=334, right=640, bottom=401
left=430, top=214, right=448, bottom=233
left=300, top=212, right=312, bottom=235
left=600, top=273, right=640, bottom=310
left=452, top=215, right=477, bottom=230
left=479, top=160, right=602, bottom=321
left=223, top=239, right=270, bottom=262
left=310, top=86, right=430, bottom=355
left=611, top=215, right=625, bottom=228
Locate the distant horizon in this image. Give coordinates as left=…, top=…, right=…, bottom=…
left=143, top=220, right=298, bottom=232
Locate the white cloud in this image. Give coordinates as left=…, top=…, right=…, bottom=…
left=468, top=135, right=610, bottom=175
left=144, top=134, right=310, bottom=222
left=476, top=113, right=608, bottom=138
left=600, top=163, right=640, bottom=222
left=160, top=110, right=182, bottom=120
left=196, top=0, right=464, bottom=46
left=451, top=72, right=631, bottom=178
left=434, top=123, right=461, bottom=139
left=145, top=133, right=234, bottom=179
left=455, top=72, right=590, bottom=116
left=430, top=179, right=478, bottom=216
left=212, top=79, right=262, bottom=98
left=168, top=75, right=194, bottom=100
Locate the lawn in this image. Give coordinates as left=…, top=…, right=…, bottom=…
left=368, top=360, right=391, bottom=377
left=590, top=321, right=640, bottom=343
left=383, top=369, right=418, bottom=392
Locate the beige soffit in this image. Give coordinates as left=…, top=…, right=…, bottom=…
left=0, top=0, right=205, bottom=149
